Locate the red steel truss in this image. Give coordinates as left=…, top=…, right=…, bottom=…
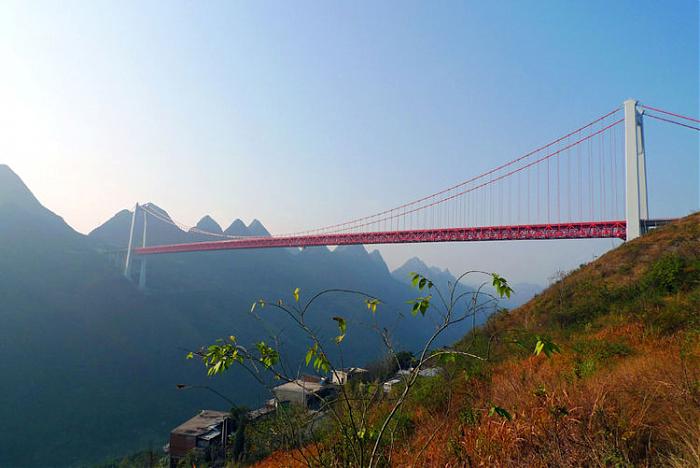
left=134, top=221, right=627, bottom=256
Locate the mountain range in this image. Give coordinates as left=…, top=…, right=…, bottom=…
left=0, top=164, right=539, bottom=466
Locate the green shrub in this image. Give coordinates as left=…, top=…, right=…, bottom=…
left=571, top=339, right=632, bottom=379
left=409, top=375, right=449, bottom=412
left=643, top=254, right=684, bottom=294
left=574, top=357, right=596, bottom=379
left=389, top=412, right=415, bottom=439
left=596, top=341, right=633, bottom=359
left=572, top=338, right=631, bottom=358
left=646, top=299, right=697, bottom=334
left=458, top=405, right=481, bottom=426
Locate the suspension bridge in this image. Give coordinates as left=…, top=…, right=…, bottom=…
left=123, top=99, right=698, bottom=283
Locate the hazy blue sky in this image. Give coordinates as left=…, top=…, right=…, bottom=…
left=1, top=1, right=698, bottom=284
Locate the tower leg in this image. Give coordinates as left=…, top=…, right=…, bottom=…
left=637, top=117, right=649, bottom=222
left=138, top=209, right=148, bottom=290
left=124, top=203, right=138, bottom=277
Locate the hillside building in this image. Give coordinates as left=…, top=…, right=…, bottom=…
left=168, top=410, right=233, bottom=467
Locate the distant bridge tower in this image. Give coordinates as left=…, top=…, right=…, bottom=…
left=624, top=99, right=649, bottom=241
left=124, top=203, right=138, bottom=278
left=138, top=208, right=148, bottom=290
left=123, top=203, right=147, bottom=289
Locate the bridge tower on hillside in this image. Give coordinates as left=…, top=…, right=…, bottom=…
left=624, top=99, right=649, bottom=241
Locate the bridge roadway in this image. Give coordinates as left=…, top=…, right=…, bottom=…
left=133, top=220, right=629, bottom=256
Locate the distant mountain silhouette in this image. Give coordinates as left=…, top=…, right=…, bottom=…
left=299, top=245, right=331, bottom=256
left=224, top=218, right=250, bottom=237
left=392, top=256, right=459, bottom=290
left=0, top=164, right=82, bottom=240
left=90, top=210, right=275, bottom=247
left=247, top=219, right=271, bottom=237
left=0, top=164, right=43, bottom=210
left=188, top=215, right=224, bottom=241
left=369, top=249, right=388, bottom=269
left=0, top=167, right=186, bottom=466
left=193, top=215, right=223, bottom=234
left=392, top=256, right=542, bottom=308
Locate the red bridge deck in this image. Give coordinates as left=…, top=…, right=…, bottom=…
left=134, top=221, right=627, bottom=256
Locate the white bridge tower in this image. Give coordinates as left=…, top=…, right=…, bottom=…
left=124, top=203, right=148, bottom=289
left=624, top=99, right=649, bottom=241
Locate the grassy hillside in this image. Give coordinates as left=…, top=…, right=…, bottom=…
left=255, top=213, right=700, bottom=467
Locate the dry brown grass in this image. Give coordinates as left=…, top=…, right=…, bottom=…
left=251, top=328, right=699, bottom=468
left=390, top=324, right=699, bottom=467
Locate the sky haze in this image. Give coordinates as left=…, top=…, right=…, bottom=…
left=1, top=1, right=698, bottom=284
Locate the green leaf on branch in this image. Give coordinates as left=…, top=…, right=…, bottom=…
left=255, top=341, right=280, bottom=368
left=410, top=272, right=433, bottom=291
left=365, top=298, right=380, bottom=314
left=534, top=336, right=561, bottom=358
left=492, top=273, right=513, bottom=299
left=305, top=343, right=318, bottom=366
left=293, top=288, right=300, bottom=302
left=200, top=342, right=243, bottom=376
left=488, top=405, right=512, bottom=421
left=408, top=295, right=432, bottom=316
left=332, top=316, right=347, bottom=344
left=313, top=352, right=331, bottom=373
left=305, top=342, right=330, bottom=372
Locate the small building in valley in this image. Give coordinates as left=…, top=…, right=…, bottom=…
left=331, top=367, right=369, bottom=385
left=168, top=410, right=233, bottom=467
left=272, top=376, right=337, bottom=410
left=383, top=366, right=441, bottom=393
left=383, top=378, right=401, bottom=393
left=418, top=367, right=441, bottom=378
